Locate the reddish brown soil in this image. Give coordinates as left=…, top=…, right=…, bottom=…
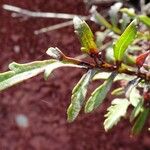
left=0, top=0, right=150, bottom=150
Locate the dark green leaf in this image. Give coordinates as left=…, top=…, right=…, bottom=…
left=67, top=70, right=96, bottom=122
left=132, top=107, right=150, bottom=135
left=85, top=72, right=117, bottom=113
left=113, top=20, right=137, bottom=62
left=73, top=16, right=97, bottom=54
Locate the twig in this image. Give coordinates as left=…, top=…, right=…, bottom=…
left=3, top=4, right=87, bottom=19
left=34, top=16, right=90, bottom=34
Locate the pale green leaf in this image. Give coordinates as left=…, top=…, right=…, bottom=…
left=113, top=20, right=137, bottom=62
left=0, top=60, right=56, bottom=91
left=129, top=87, right=142, bottom=107
left=104, top=98, right=130, bottom=131
left=90, top=6, right=121, bottom=34
left=120, top=8, right=136, bottom=18
left=138, top=15, right=150, bottom=27
left=85, top=72, right=117, bottom=113
left=67, top=69, right=96, bottom=122
left=132, top=107, right=150, bottom=135
left=121, top=13, right=131, bottom=31
left=93, top=72, right=135, bottom=81
left=109, top=2, right=122, bottom=27
left=46, top=47, right=64, bottom=60
left=0, top=59, right=85, bottom=91
left=44, top=61, right=84, bottom=80
left=73, top=16, right=97, bottom=54
left=111, top=87, right=124, bottom=96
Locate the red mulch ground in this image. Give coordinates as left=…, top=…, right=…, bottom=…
left=0, top=0, right=150, bottom=150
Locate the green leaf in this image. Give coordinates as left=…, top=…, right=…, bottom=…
left=73, top=16, right=97, bottom=54
left=44, top=61, right=85, bottom=80
left=104, top=98, right=130, bottom=131
left=0, top=58, right=85, bottom=91
left=120, top=8, right=136, bottom=18
left=138, top=15, right=150, bottom=27
left=67, top=69, right=96, bottom=122
left=90, top=6, right=121, bottom=34
left=130, top=100, right=143, bottom=122
left=113, top=20, right=137, bottom=62
left=121, top=8, right=150, bottom=27
left=132, top=107, right=150, bottom=135
left=111, top=87, right=124, bottom=96
left=93, top=72, right=135, bottom=81
left=0, top=60, right=56, bottom=91
left=85, top=72, right=117, bottom=113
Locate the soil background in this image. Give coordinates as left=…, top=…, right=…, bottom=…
left=0, top=0, right=150, bottom=150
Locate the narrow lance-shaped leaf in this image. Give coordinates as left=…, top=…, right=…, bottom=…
left=0, top=59, right=56, bottom=91
left=130, top=100, right=143, bottom=122
left=90, top=6, right=121, bottom=34
left=121, top=8, right=150, bottom=27
left=73, top=16, right=97, bottom=54
left=138, top=15, right=150, bottom=27
left=104, top=98, right=130, bottom=131
left=111, top=87, right=124, bottom=96
left=67, top=69, right=96, bottom=122
left=0, top=48, right=86, bottom=91
left=132, top=107, right=150, bottom=135
left=113, top=20, right=137, bottom=62
left=85, top=72, right=117, bottom=113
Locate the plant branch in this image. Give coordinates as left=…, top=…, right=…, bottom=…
left=63, top=54, right=149, bottom=80
left=3, top=4, right=88, bottom=20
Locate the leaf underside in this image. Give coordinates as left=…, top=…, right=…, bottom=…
left=67, top=69, right=96, bottom=122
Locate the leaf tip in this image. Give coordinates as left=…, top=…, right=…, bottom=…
left=46, top=47, right=64, bottom=60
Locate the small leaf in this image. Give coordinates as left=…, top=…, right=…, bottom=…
left=130, top=100, right=143, bottom=122
left=132, top=107, right=150, bottom=135
left=85, top=72, right=117, bottom=113
left=93, top=72, right=135, bottom=81
left=136, top=51, right=150, bottom=67
left=138, top=15, right=150, bottom=27
left=120, top=8, right=136, bottom=18
left=46, top=47, right=64, bottom=60
left=129, top=87, right=141, bottom=107
left=90, top=6, right=121, bottom=34
left=113, top=20, right=137, bottom=62
left=111, top=87, right=124, bottom=96
left=73, top=16, right=97, bottom=54
left=109, top=2, right=122, bottom=27
left=104, top=98, right=130, bottom=131
left=67, top=69, right=96, bottom=122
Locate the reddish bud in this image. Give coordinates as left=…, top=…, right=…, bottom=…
left=136, top=51, right=150, bottom=67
